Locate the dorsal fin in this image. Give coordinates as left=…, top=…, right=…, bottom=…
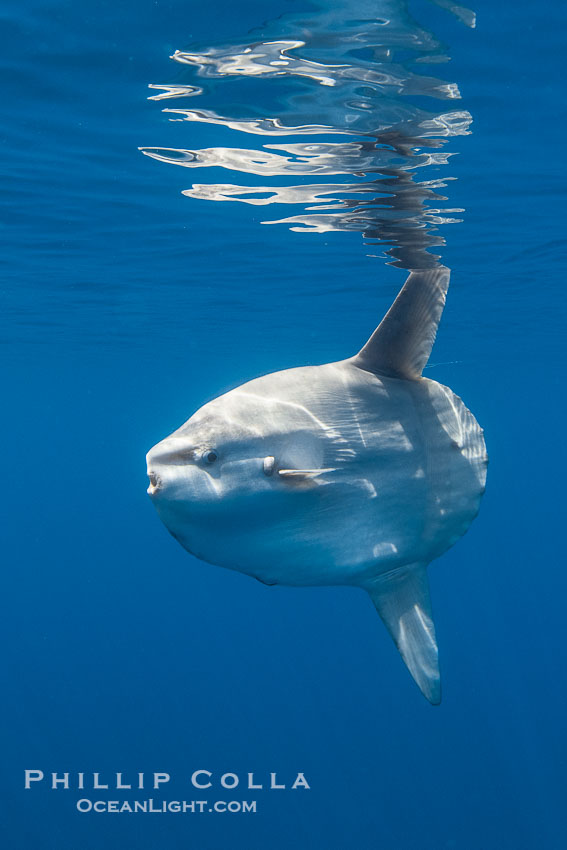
left=352, top=266, right=450, bottom=380
left=365, top=565, right=441, bottom=705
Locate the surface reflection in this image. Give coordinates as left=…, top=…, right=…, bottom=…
left=140, top=0, right=474, bottom=269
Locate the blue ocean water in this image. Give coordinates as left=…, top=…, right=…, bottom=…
left=2, top=0, right=566, bottom=848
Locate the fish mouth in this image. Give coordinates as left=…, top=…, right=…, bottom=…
left=147, top=471, right=161, bottom=496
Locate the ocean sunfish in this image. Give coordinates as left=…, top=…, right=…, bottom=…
left=146, top=268, right=487, bottom=704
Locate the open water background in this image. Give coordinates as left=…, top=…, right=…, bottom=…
left=2, top=0, right=566, bottom=848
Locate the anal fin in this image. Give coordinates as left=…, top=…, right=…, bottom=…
left=365, top=565, right=441, bottom=705
left=254, top=575, right=277, bottom=586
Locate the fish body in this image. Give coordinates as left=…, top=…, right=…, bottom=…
left=147, top=268, right=487, bottom=703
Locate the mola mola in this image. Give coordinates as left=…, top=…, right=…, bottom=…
left=146, top=268, right=487, bottom=704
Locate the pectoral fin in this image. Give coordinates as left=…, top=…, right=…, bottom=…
left=278, top=468, right=337, bottom=480
left=365, top=565, right=441, bottom=705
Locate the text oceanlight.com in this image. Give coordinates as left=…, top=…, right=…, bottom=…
left=77, top=799, right=257, bottom=814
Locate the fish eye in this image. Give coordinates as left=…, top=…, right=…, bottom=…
left=203, top=450, right=218, bottom=464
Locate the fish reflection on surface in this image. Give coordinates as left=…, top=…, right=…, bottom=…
left=140, top=0, right=475, bottom=268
